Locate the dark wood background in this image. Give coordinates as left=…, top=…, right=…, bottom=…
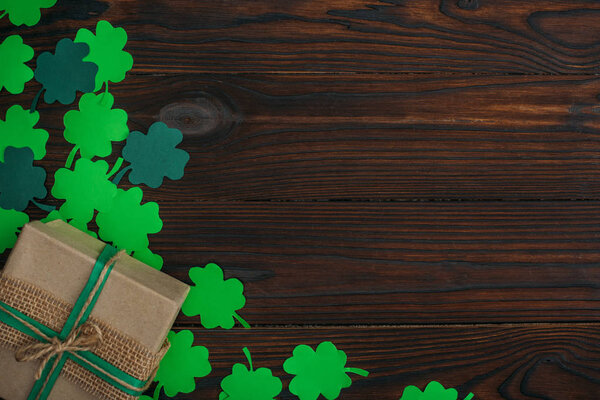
left=2, top=0, right=600, bottom=399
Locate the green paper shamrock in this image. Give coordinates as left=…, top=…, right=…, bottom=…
left=51, top=158, right=117, bottom=224
left=0, top=35, right=34, bottom=94
left=122, top=122, right=190, bottom=188
left=63, top=92, right=129, bottom=161
left=0, top=207, right=28, bottom=253
left=132, top=247, right=164, bottom=270
left=0, top=0, right=57, bottom=26
left=41, top=210, right=98, bottom=238
left=75, top=20, right=134, bottom=91
left=154, top=330, right=211, bottom=397
left=182, top=263, right=250, bottom=329
left=283, top=341, right=369, bottom=400
left=34, top=39, right=98, bottom=105
left=96, top=187, right=162, bottom=253
left=399, top=381, right=474, bottom=400
left=0, top=147, right=47, bottom=211
left=0, top=105, right=48, bottom=162
left=220, top=347, right=282, bottom=400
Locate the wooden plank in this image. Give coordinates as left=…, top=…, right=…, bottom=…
left=7, top=73, right=600, bottom=200
left=161, top=325, right=600, bottom=399
left=4, top=0, right=600, bottom=74
left=19, top=200, right=592, bottom=326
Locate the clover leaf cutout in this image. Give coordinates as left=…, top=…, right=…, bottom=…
left=51, top=158, right=117, bottom=224
left=154, top=330, right=211, bottom=397
left=283, top=341, right=369, bottom=400
left=121, top=122, right=190, bottom=188
left=96, top=187, right=162, bottom=253
left=0, top=207, right=28, bottom=254
left=220, top=347, right=282, bottom=400
left=0, top=147, right=47, bottom=211
left=132, top=247, right=164, bottom=271
left=0, top=0, right=57, bottom=26
left=182, top=263, right=250, bottom=329
left=399, top=381, right=474, bottom=400
left=75, top=20, right=133, bottom=91
left=34, top=38, right=98, bottom=105
left=0, top=105, right=49, bottom=163
left=63, top=92, right=129, bottom=163
left=0, top=35, right=34, bottom=94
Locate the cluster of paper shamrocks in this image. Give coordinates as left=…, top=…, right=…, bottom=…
left=0, top=3, right=477, bottom=400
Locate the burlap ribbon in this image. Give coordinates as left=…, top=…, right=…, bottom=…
left=0, top=245, right=168, bottom=400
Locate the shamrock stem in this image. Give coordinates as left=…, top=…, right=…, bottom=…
left=464, top=393, right=474, bottom=400
left=65, top=146, right=79, bottom=168
left=31, top=200, right=56, bottom=213
left=344, top=367, right=369, bottom=377
left=107, top=157, right=124, bottom=179
left=30, top=88, right=44, bottom=113
left=111, top=164, right=132, bottom=186
left=242, top=347, right=253, bottom=371
left=233, top=312, right=251, bottom=329
left=152, top=383, right=163, bottom=400
left=0, top=11, right=6, bottom=20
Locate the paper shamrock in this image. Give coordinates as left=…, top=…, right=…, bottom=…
left=34, top=38, right=98, bottom=105
left=283, top=341, right=369, bottom=400
left=0, top=35, right=34, bottom=94
left=41, top=210, right=98, bottom=238
left=63, top=92, right=129, bottom=164
left=96, top=187, right=162, bottom=253
left=399, top=381, right=474, bottom=400
left=121, top=122, right=190, bottom=188
left=182, top=263, right=250, bottom=329
left=131, top=247, right=164, bottom=271
left=153, top=330, right=211, bottom=397
left=0, top=147, right=47, bottom=211
left=51, top=158, right=117, bottom=224
left=0, top=0, right=57, bottom=26
left=0, top=207, right=28, bottom=253
left=75, top=20, right=134, bottom=91
left=219, top=347, right=282, bottom=400
left=0, top=105, right=48, bottom=162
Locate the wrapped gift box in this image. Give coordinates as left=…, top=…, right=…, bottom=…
left=0, top=220, right=189, bottom=400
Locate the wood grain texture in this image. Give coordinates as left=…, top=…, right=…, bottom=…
left=5, top=73, right=600, bottom=200
left=155, top=325, right=600, bottom=399
left=4, top=0, right=600, bottom=74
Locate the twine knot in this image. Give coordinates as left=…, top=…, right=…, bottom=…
left=15, top=322, right=103, bottom=380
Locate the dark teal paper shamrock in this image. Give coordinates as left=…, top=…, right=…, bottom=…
left=0, top=147, right=47, bottom=211
left=34, top=38, right=98, bottom=105
left=121, top=122, right=189, bottom=188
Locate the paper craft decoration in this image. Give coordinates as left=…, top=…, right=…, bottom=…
left=283, top=341, right=369, bottom=400
left=63, top=92, right=129, bottom=164
left=0, top=35, right=33, bottom=94
left=34, top=38, right=98, bottom=105
left=0, top=105, right=48, bottom=162
left=75, top=20, right=134, bottom=91
left=121, top=122, right=190, bottom=188
left=398, top=381, right=474, bottom=400
left=0, top=147, right=47, bottom=211
left=219, top=347, right=282, bottom=400
left=151, top=330, right=211, bottom=398
left=182, top=263, right=250, bottom=329
left=0, top=0, right=57, bottom=26
left=0, top=207, right=28, bottom=253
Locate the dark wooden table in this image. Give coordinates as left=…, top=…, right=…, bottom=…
left=2, top=1, right=600, bottom=399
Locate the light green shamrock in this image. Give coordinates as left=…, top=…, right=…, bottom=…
left=75, top=20, right=134, bottom=91
left=154, top=330, right=211, bottom=397
left=96, top=187, right=162, bottom=253
left=0, top=0, right=57, bottom=26
left=132, top=247, right=164, bottom=270
left=399, top=381, right=474, bottom=400
left=182, top=263, right=250, bottom=329
left=0, top=105, right=48, bottom=162
left=283, top=341, right=369, bottom=400
left=0, top=35, right=34, bottom=94
left=41, top=210, right=98, bottom=238
left=0, top=207, right=28, bottom=254
left=219, top=347, right=282, bottom=400
left=63, top=92, right=129, bottom=164
left=51, top=159, right=117, bottom=224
